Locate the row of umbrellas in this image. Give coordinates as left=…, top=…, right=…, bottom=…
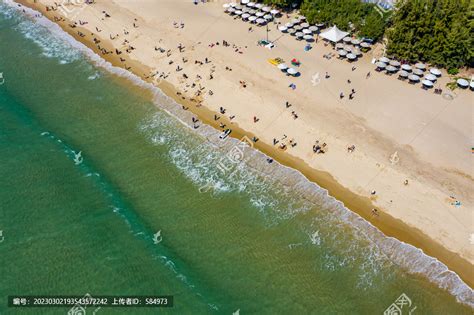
left=224, top=2, right=280, bottom=15
left=277, top=63, right=299, bottom=76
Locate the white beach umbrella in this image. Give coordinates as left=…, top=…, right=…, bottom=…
left=457, top=78, right=469, bottom=88
left=278, top=25, right=288, bottom=32
left=303, top=34, right=313, bottom=41
left=401, top=64, right=412, bottom=72
left=271, top=9, right=280, bottom=15
left=256, top=11, right=264, bottom=17
left=413, top=69, right=424, bottom=76
left=264, top=14, right=273, bottom=20
left=422, top=79, right=433, bottom=87
left=257, top=18, right=266, bottom=25
left=278, top=63, right=288, bottom=70
left=335, top=43, right=344, bottom=49
left=315, top=23, right=325, bottom=27
left=235, top=10, right=243, bottom=15
left=295, top=32, right=304, bottom=38
left=347, top=53, right=357, bottom=60
left=242, top=7, right=250, bottom=12
left=386, top=65, right=397, bottom=72
left=228, top=7, right=236, bottom=14
left=241, top=0, right=249, bottom=3
left=302, top=28, right=312, bottom=34
left=291, top=18, right=300, bottom=24
left=262, top=6, right=271, bottom=12
left=248, top=15, right=257, bottom=22
left=229, top=2, right=237, bottom=7
left=223, top=3, right=230, bottom=9
left=255, top=3, right=263, bottom=9
left=415, top=62, right=426, bottom=70
left=338, top=49, right=347, bottom=56
left=389, top=60, right=401, bottom=67
left=343, top=37, right=352, bottom=43
left=470, top=81, right=474, bottom=90
left=424, top=74, right=437, bottom=81
left=301, top=22, right=310, bottom=28
left=375, top=61, right=387, bottom=68
left=309, top=26, right=318, bottom=32
left=351, top=48, right=362, bottom=56
left=249, top=9, right=256, bottom=14
left=399, top=70, right=409, bottom=77
left=242, top=13, right=250, bottom=19
left=379, top=57, right=390, bottom=63
left=285, top=22, right=294, bottom=28
left=360, top=42, right=370, bottom=48
left=234, top=4, right=242, bottom=10
left=247, top=1, right=255, bottom=7
left=351, top=38, right=361, bottom=45
left=293, top=25, right=303, bottom=31
left=287, top=68, right=298, bottom=76
left=408, top=74, right=420, bottom=82
left=430, top=68, right=441, bottom=76
left=343, top=45, right=352, bottom=52
left=288, top=28, right=296, bottom=35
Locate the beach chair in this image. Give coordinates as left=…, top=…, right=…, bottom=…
left=268, top=58, right=284, bottom=66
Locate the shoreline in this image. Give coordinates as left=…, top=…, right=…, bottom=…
left=10, top=0, right=474, bottom=299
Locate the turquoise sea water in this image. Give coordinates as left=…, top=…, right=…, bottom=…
left=0, top=2, right=472, bottom=314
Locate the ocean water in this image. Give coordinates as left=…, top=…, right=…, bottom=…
left=0, top=2, right=472, bottom=314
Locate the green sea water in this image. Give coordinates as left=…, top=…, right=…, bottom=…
left=0, top=3, right=472, bottom=314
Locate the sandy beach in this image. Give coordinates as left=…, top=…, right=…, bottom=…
left=12, top=0, right=473, bottom=288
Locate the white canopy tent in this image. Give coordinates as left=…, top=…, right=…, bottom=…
left=319, top=26, right=349, bottom=43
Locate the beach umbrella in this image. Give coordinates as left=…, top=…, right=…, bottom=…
left=343, top=45, right=352, bottom=52
left=386, top=65, right=397, bottom=72
left=248, top=9, right=256, bottom=14
left=351, top=48, right=362, bottom=56
left=255, top=3, right=263, bottom=9
left=303, top=34, right=313, bottom=41
left=430, top=68, right=441, bottom=76
left=285, top=22, right=294, bottom=28
left=247, top=1, right=255, bottom=6
left=242, top=13, right=250, bottom=19
left=302, top=28, right=312, bottom=34
left=351, top=38, right=361, bottom=45
left=235, top=10, right=243, bottom=15
left=375, top=61, right=387, bottom=69
left=398, top=70, right=409, bottom=78
left=295, top=32, right=304, bottom=38
left=234, top=4, right=242, bottom=10
left=229, top=2, right=237, bottom=7
left=278, top=25, right=288, bottom=32
left=343, top=37, right=352, bottom=43
left=257, top=18, right=266, bottom=25
left=242, top=7, right=250, bottom=12
left=241, top=0, right=249, bottom=4
left=223, top=3, right=230, bottom=9
left=401, top=64, right=412, bottom=72
left=297, top=15, right=306, bottom=21
left=424, top=74, right=437, bottom=81
left=389, top=60, right=400, bottom=67
left=227, top=7, right=235, bottom=14
left=360, top=42, right=370, bottom=48
left=288, top=28, right=296, bottom=35
left=335, top=43, right=344, bottom=49
left=316, top=23, right=325, bottom=27
left=347, top=53, right=357, bottom=60
left=379, top=57, right=390, bottom=63
left=408, top=74, right=420, bottom=82
left=248, top=15, right=257, bottom=22
left=262, top=6, right=271, bottom=12
left=422, top=80, right=433, bottom=88
left=270, top=9, right=280, bottom=15
left=457, top=78, right=469, bottom=88
left=470, top=81, right=474, bottom=90
left=413, top=69, right=424, bottom=76
left=287, top=68, right=298, bottom=76
left=293, top=25, right=303, bottom=31
left=309, top=26, right=318, bottom=32
left=338, top=49, right=347, bottom=56
left=291, top=18, right=300, bottom=24
left=415, top=63, right=426, bottom=70
left=256, top=11, right=264, bottom=17
left=301, top=22, right=310, bottom=28
left=264, top=14, right=273, bottom=20
left=277, top=63, right=288, bottom=70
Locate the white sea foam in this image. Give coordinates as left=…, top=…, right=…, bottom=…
left=3, top=0, right=473, bottom=307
